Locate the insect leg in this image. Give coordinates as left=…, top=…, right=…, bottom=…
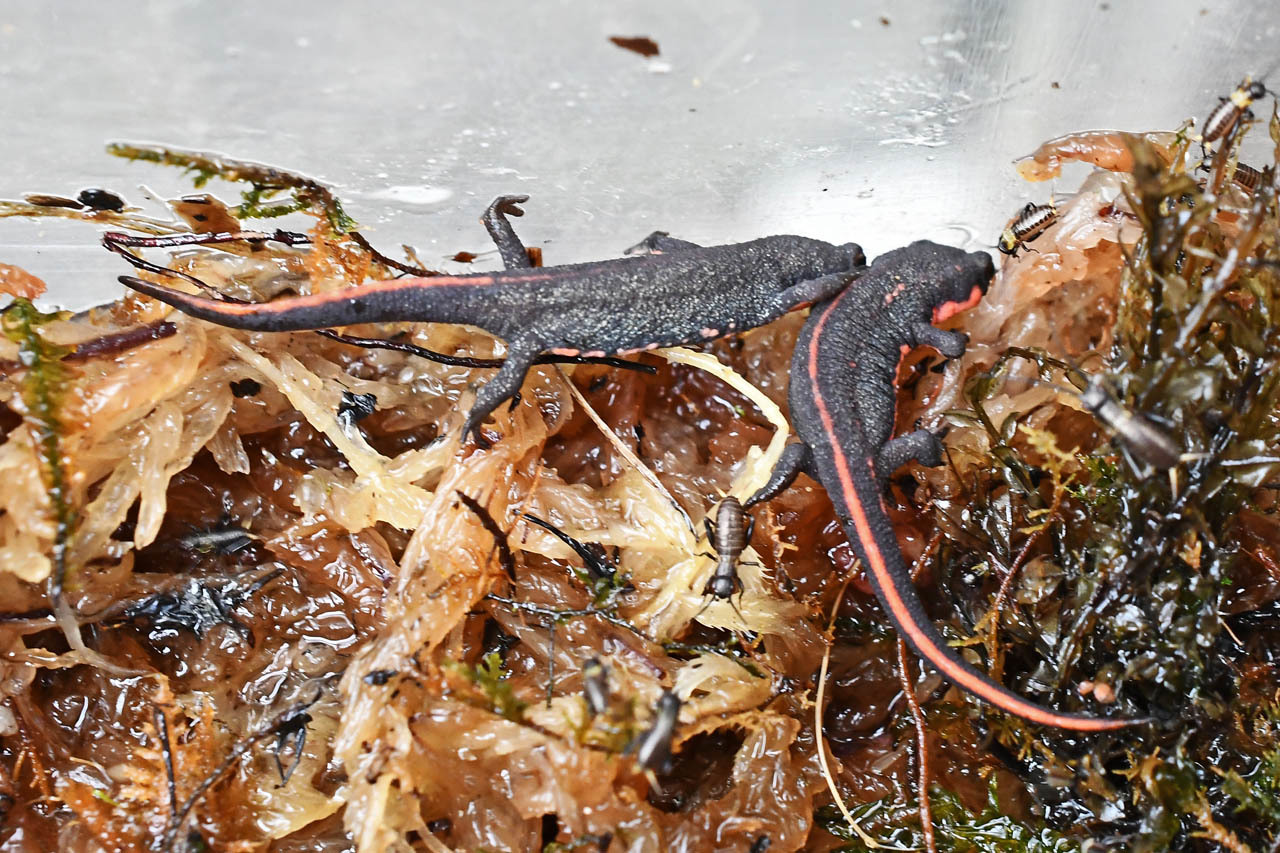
left=481, top=195, right=535, bottom=270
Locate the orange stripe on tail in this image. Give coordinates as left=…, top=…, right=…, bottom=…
left=805, top=298, right=1145, bottom=732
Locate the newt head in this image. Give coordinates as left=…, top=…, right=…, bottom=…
left=837, top=242, right=867, bottom=270
left=882, top=241, right=993, bottom=322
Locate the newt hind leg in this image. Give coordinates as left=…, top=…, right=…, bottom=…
left=462, top=338, right=540, bottom=444
left=482, top=195, right=535, bottom=270
left=875, top=430, right=943, bottom=481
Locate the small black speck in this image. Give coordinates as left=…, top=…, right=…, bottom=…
left=689, top=107, right=697, bottom=112
left=1098, top=1, right=1109, bottom=8
left=337, top=390, right=377, bottom=426
left=822, top=187, right=829, bottom=192
left=230, top=378, right=261, bottom=398
left=363, top=669, right=397, bottom=685
left=78, top=188, right=125, bottom=212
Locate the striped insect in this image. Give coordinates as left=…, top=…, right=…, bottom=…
left=581, top=657, right=610, bottom=718
left=701, top=496, right=753, bottom=601
left=997, top=201, right=1058, bottom=258
left=1202, top=76, right=1268, bottom=151
left=1080, top=378, right=1181, bottom=472
left=629, top=690, right=680, bottom=772
left=1230, top=160, right=1265, bottom=192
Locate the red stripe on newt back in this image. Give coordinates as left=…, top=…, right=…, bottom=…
left=211, top=273, right=514, bottom=317
left=805, top=294, right=1137, bottom=732
left=139, top=271, right=558, bottom=320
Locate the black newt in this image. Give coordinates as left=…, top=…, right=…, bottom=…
left=748, top=240, right=1148, bottom=731
left=117, top=195, right=866, bottom=443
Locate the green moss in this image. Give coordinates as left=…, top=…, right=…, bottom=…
left=924, top=109, right=1280, bottom=849
left=447, top=651, right=527, bottom=722
left=818, top=781, right=1079, bottom=852
left=1, top=299, right=75, bottom=596
left=107, top=141, right=358, bottom=234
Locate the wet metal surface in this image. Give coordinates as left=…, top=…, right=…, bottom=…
left=2, top=1, right=1277, bottom=309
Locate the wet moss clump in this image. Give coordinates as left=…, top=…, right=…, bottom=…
left=106, top=142, right=359, bottom=234
left=1, top=299, right=74, bottom=596
left=924, top=116, right=1280, bottom=849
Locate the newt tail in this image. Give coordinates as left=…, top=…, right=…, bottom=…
left=749, top=241, right=1149, bottom=732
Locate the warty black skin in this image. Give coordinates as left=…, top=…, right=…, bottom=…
left=747, top=240, right=1148, bottom=731
left=119, top=194, right=866, bottom=443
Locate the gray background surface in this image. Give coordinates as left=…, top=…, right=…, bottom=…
left=1, top=1, right=1276, bottom=309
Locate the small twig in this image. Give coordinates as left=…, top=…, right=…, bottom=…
left=546, top=620, right=556, bottom=709
left=484, top=594, right=643, bottom=638
left=107, top=141, right=358, bottom=234
left=815, top=576, right=880, bottom=849
left=67, top=321, right=178, bottom=362
left=347, top=230, right=439, bottom=277
left=898, top=535, right=940, bottom=853
left=557, top=366, right=695, bottom=535
left=161, top=691, right=325, bottom=850
left=988, top=490, right=1060, bottom=680
left=455, top=491, right=515, bottom=581
left=321, top=328, right=655, bottom=373
left=153, top=706, right=177, bottom=822
left=896, top=640, right=934, bottom=853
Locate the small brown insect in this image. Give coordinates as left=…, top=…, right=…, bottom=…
left=1230, top=160, right=1264, bottom=191
left=1202, top=77, right=1267, bottom=149
left=701, top=496, right=753, bottom=600
left=998, top=201, right=1058, bottom=257
left=581, top=657, right=610, bottom=718
left=1080, top=379, right=1181, bottom=471
left=630, top=690, right=680, bottom=772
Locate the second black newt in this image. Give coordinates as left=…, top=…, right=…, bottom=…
left=117, top=195, right=865, bottom=443
left=748, top=240, right=1149, bottom=731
